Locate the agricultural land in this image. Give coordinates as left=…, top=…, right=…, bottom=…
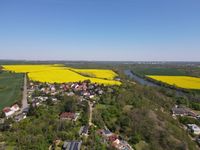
left=2, top=65, right=121, bottom=85
left=0, top=62, right=200, bottom=150
left=0, top=72, right=23, bottom=110
left=147, top=75, right=200, bottom=90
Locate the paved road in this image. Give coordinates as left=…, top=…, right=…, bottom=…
left=20, top=74, right=28, bottom=112
left=88, top=101, right=93, bottom=126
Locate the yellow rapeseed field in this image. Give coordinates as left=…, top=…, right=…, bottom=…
left=2, top=65, right=121, bottom=85
left=70, top=69, right=118, bottom=80
left=148, top=75, right=200, bottom=89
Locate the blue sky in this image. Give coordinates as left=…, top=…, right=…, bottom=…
left=0, top=0, right=200, bottom=61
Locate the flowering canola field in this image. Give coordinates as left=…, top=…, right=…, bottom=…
left=3, top=65, right=121, bottom=85
left=148, top=75, right=200, bottom=89
left=70, top=69, right=118, bottom=80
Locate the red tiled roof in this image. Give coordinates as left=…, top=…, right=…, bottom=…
left=108, top=134, right=118, bottom=142
left=60, top=112, right=75, bottom=119
left=3, top=107, right=11, bottom=113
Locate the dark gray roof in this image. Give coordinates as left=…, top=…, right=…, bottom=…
left=172, top=107, right=188, bottom=115
left=62, top=141, right=82, bottom=150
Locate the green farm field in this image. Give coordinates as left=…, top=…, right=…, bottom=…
left=130, top=64, right=200, bottom=77
left=0, top=71, right=24, bottom=110
left=132, top=67, right=187, bottom=76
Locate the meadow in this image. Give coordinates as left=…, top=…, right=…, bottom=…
left=0, top=72, right=24, bottom=110
left=148, top=75, right=200, bottom=90
left=2, top=65, right=121, bottom=85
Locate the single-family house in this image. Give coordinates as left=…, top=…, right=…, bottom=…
left=79, top=126, right=89, bottom=136
left=112, top=139, right=134, bottom=150
left=98, top=129, right=113, bottom=137
left=108, top=134, right=118, bottom=142
left=171, top=107, right=188, bottom=116
left=196, top=115, right=200, bottom=121
left=3, top=107, right=15, bottom=118
left=98, top=90, right=103, bottom=95
left=60, top=112, right=79, bottom=121
left=62, top=141, right=82, bottom=150
left=51, top=86, right=56, bottom=92
left=14, top=113, right=27, bottom=122
left=67, top=92, right=75, bottom=96
left=22, top=107, right=30, bottom=114
left=171, top=105, right=196, bottom=117
left=187, top=124, right=200, bottom=135
left=89, top=95, right=95, bottom=99
left=11, top=104, right=20, bottom=112
left=0, top=118, right=5, bottom=124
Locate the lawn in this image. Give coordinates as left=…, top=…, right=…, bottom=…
left=0, top=71, right=24, bottom=110
left=134, top=141, right=149, bottom=150
left=95, top=104, right=108, bottom=110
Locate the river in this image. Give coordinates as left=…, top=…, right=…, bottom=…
left=124, top=70, right=158, bottom=87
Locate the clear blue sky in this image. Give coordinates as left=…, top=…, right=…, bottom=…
left=0, top=0, right=200, bottom=61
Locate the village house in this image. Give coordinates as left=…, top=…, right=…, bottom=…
left=60, top=112, right=80, bottom=121
left=196, top=136, right=200, bottom=146
left=82, top=84, right=87, bottom=91
left=98, top=129, right=133, bottom=150
left=52, top=98, right=58, bottom=102
left=98, top=129, right=113, bottom=137
left=40, top=87, right=46, bottom=92
left=89, top=95, right=95, bottom=99
left=196, top=115, right=200, bottom=121
left=78, top=96, right=85, bottom=102
left=14, top=113, right=27, bottom=122
left=99, top=129, right=118, bottom=142
left=62, top=141, right=82, bottom=150
left=3, top=108, right=15, bottom=118
left=171, top=105, right=196, bottom=117
left=11, top=104, right=20, bottom=112
left=50, top=86, right=56, bottom=92
left=22, top=107, right=30, bottom=114
left=112, top=139, right=134, bottom=150
left=98, top=89, right=103, bottom=95
left=0, top=118, right=5, bottom=124
left=62, top=84, right=70, bottom=91
left=115, top=77, right=121, bottom=81
left=187, top=124, right=200, bottom=135
left=31, top=96, right=49, bottom=106
left=83, top=91, right=90, bottom=97
left=32, top=101, right=40, bottom=107
left=107, top=134, right=118, bottom=143
left=79, top=125, right=89, bottom=136
left=67, top=91, right=75, bottom=96
left=3, top=104, right=20, bottom=118
left=171, top=107, right=188, bottom=116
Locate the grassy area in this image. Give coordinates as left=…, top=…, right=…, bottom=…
left=95, top=104, right=107, bottom=110
left=0, top=71, right=24, bottom=110
left=135, top=141, right=149, bottom=150
left=3, top=98, right=84, bottom=149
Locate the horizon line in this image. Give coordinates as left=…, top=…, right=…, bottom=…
left=0, top=59, right=200, bottom=63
